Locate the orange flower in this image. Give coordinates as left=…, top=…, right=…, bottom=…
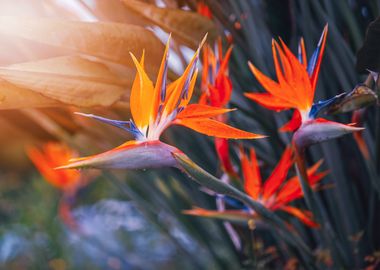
left=197, top=1, right=212, bottom=19
left=200, top=39, right=233, bottom=108
left=245, top=26, right=363, bottom=146
left=59, top=36, right=264, bottom=170
left=245, top=26, right=328, bottom=128
left=27, top=142, right=81, bottom=191
left=27, top=142, right=84, bottom=229
left=185, top=147, right=327, bottom=227
left=200, top=39, right=237, bottom=175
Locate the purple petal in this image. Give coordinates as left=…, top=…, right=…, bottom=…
left=293, top=119, right=364, bottom=148
left=75, top=112, right=144, bottom=140
left=57, top=141, right=181, bottom=170
left=309, top=93, right=346, bottom=118
left=160, top=53, right=169, bottom=102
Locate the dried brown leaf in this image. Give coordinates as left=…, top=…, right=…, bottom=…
left=120, top=0, right=217, bottom=48
left=0, top=56, right=129, bottom=107
left=0, top=16, right=164, bottom=68
left=0, top=79, right=58, bottom=110
left=80, top=0, right=150, bottom=25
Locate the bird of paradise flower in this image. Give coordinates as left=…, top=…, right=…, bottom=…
left=27, top=142, right=88, bottom=229
left=245, top=25, right=363, bottom=148
left=58, top=36, right=264, bottom=170
left=185, top=147, right=327, bottom=227
left=199, top=39, right=237, bottom=176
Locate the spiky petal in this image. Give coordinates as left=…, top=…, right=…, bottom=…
left=245, top=26, right=329, bottom=123
left=63, top=35, right=263, bottom=172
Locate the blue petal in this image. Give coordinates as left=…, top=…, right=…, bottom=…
left=308, top=93, right=346, bottom=118
left=307, top=48, right=319, bottom=76
left=208, top=65, right=214, bottom=84
left=74, top=112, right=144, bottom=139
left=160, top=54, right=169, bottom=102
left=222, top=196, right=249, bottom=210
left=176, top=106, right=184, bottom=114
left=307, top=29, right=326, bottom=76
left=181, top=58, right=198, bottom=100
left=297, top=39, right=303, bottom=64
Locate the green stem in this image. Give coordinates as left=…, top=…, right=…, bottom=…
left=293, top=143, right=349, bottom=268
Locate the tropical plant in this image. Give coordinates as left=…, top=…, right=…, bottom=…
left=0, top=1, right=379, bottom=269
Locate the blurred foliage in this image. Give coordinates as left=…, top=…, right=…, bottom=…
left=0, top=0, right=380, bottom=269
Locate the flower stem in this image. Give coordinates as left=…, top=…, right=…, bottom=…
left=173, top=152, right=317, bottom=268
left=293, top=143, right=349, bottom=268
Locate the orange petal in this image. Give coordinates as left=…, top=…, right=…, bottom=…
left=165, top=78, right=180, bottom=102
left=352, top=109, right=370, bottom=160
left=273, top=40, right=294, bottom=82
left=280, top=205, right=320, bottom=228
left=175, top=118, right=265, bottom=139
left=217, top=38, right=223, bottom=64
left=207, top=84, right=221, bottom=106
left=279, top=110, right=302, bottom=132
left=277, top=38, right=313, bottom=111
left=262, top=147, right=293, bottom=200
left=353, top=128, right=370, bottom=160
left=248, top=61, right=289, bottom=100
left=163, top=37, right=206, bottom=117
left=213, top=76, right=233, bottom=107
left=244, top=92, right=293, bottom=111
left=274, top=160, right=327, bottom=206
left=310, top=25, right=328, bottom=93
left=274, top=39, right=309, bottom=110
left=299, top=38, right=307, bottom=69
left=274, top=178, right=301, bottom=207
left=130, top=52, right=154, bottom=129
left=198, top=92, right=208, bottom=105
left=130, top=52, right=144, bottom=128
left=306, top=159, right=324, bottom=177
left=215, top=138, right=236, bottom=176
left=201, top=45, right=210, bottom=91
left=272, top=40, right=293, bottom=101
left=216, top=45, right=233, bottom=79
left=208, top=46, right=216, bottom=77
left=241, top=147, right=262, bottom=200
left=163, top=62, right=195, bottom=117
left=177, top=104, right=235, bottom=119
left=179, top=69, right=199, bottom=108
left=197, top=2, right=213, bottom=19
left=27, top=143, right=80, bottom=190
left=151, top=35, right=171, bottom=124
